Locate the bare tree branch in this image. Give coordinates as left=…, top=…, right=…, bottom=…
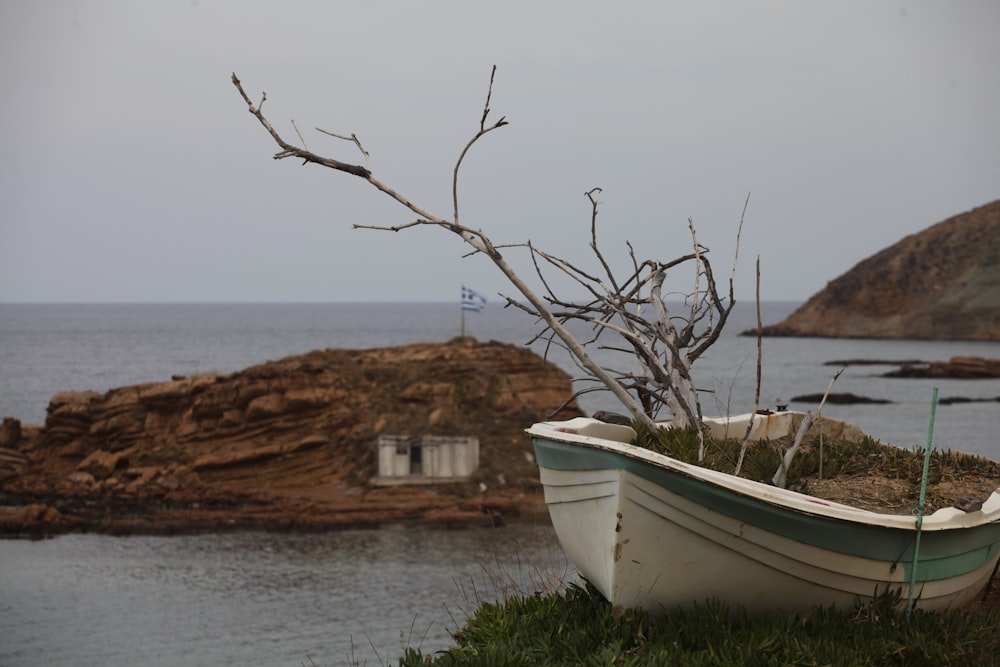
left=772, top=368, right=845, bottom=488
left=315, top=128, right=372, bottom=172
left=453, top=65, right=508, bottom=225
left=232, top=73, right=372, bottom=179
left=735, top=256, right=763, bottom=476
left=291, top=119, right=308, bottom=150
left=232, top=68, right=747, bottom=439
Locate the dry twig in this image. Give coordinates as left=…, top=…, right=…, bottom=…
left=232, top=68, right=747, bottom=435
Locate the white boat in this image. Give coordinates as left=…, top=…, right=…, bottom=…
left=527, top=412, right=1000, bottom=615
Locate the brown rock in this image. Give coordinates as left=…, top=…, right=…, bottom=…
left=176, top=419, right=200, bottom=438
left=0, top=447, right=28, bottom=466
left=245, top=394, right=287, bottom=421
left=21, top=504, right=62, bottom=524
left=220, top=409, right=245, bottom=427
left=884, top=356, right=1000, bottom=379
left=0, top=417, right=22, bottom=448
left=790, top=392, right=891, bottom=405
left=66, top=470, right=96, bottom=487
left=428, top=408, right=445, bottom=426
left=77, top=449, right=126, bottom=481
left=1, top=339, right=581, bottom=535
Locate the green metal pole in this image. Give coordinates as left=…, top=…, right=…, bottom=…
left=907, top=386, right=938, bottom=619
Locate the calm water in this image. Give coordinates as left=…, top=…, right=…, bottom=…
left=0, top=525, right=574, bottom=667
left=1, top=302, right=999, bottom=666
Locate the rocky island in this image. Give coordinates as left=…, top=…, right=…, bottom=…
left=752, top=200, right=1000, bottom=340
left=0, top=338, right=582, bottom=536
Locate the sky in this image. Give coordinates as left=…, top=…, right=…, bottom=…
left=1, top=1, right=998, bottom=304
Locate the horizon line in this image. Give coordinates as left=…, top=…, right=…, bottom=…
left=0, top=299, right=807, bottom=307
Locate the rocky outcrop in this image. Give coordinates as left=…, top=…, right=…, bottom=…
left=883, top=356, right=1000, bottom=379
left=790, top=393, right=892, bottom=405
left=754, top=201, right=1000, bottom=340
left=0, top=338, right=582, bottom=536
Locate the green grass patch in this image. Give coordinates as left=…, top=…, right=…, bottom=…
left=398, top=583, right=1000, bottom=666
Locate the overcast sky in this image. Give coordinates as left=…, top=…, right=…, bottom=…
left=1, top=1, right=997, bottom=304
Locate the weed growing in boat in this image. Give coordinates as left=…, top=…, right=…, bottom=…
left=632, top=421, right=1000, bottom=513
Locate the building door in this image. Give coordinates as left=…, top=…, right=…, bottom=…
left=409, top=443, right=422, bottom=475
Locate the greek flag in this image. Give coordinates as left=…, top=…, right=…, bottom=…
left=461, top=286, right=486, bottom=312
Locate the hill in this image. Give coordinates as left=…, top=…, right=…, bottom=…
left=755, top=200, right=1000, bottom=340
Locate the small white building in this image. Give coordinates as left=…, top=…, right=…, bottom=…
left=372, top=435, right=480, bottom=486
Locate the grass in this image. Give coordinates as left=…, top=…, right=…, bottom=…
left=394, top=583, right=1000, bottom=666
left=632, top=422, right=1000, bottom=513
left=636, top=422, right=1000, bottom=485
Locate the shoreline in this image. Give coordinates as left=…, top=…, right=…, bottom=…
left=0, top=486, right=551, bottom=540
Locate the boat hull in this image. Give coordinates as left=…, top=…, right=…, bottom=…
left=530, top=417, right=1000, bottom=615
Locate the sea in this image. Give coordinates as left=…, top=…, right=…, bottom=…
left=1, top=301, right=999, bottom=667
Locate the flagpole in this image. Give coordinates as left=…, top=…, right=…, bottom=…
left=460, top=286, right=484, bottom=338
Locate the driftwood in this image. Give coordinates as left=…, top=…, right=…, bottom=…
left=773, top=368, right=844, bottom=488
left=232, top=68, right=746, bottom=448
